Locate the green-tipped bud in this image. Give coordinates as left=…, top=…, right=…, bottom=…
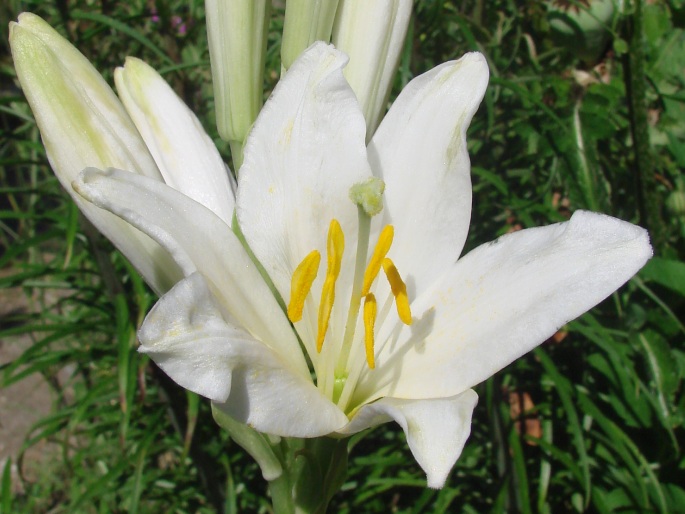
left=332, top=0, right=412, bottom=139
left=10, top=13, right=181, bottom=294
left=205, top=0, right=270, bottom=147
left=350, top=177, right=385, bottom=216
left=9, top=13, right=160, bottom=180
left=281, top=0, right=340, bottom=70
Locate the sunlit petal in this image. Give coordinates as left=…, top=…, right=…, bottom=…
left=140, top=273, right=348, bottom=437
left=368, top=52, right=489, bottom=300
left=74, top=167, right=309, bottom=378
left=339, top=390, right=478, bottom=488
left=357, top=211, right=652, bottom=403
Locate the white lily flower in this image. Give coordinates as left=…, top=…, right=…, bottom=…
left=10, top=13, right=234, bottom=294
left=73, top=43, right=652, bottom=488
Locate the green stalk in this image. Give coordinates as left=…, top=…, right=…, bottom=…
left=267, top=437, right=349, bottom=514
left=625, top=0, right=666, bottom=250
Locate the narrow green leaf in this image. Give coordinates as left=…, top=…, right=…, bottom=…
left=1, top=458, right=12, bottom=514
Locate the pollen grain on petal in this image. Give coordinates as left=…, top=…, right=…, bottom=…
left=287, top=250, right=321, bottom=323
left=382, top=257, right=412, bottom=325
left=316, top=219, right=345, bottom=352
left=362, top=225, right=394, bottom=296
left=363, top=293, right=377, bottom=369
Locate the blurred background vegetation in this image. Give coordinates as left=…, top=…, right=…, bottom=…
left=1, top=0, right=684, bottom=512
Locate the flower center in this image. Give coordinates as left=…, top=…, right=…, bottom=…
left=286, top=179, right=412, bottom=409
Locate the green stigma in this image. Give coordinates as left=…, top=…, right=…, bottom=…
left=349, top=177, right=385, bottom=216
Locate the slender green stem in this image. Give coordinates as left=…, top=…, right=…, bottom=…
left=625, top=0, right=666, bottom=250
left=268, top=471, right=297, bottom=514
left=572, top=99, right=600, bottom=213
left=266, top=437, right=349, bottom=514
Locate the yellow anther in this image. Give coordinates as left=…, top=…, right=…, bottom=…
left=382, top=258, right=412, bottom=325
left=361, top=225, right=394, bottom=296
left=363, top=293, right=377, bottom=369
left=317, top=220, right=344, bottom=352
left=287, top=250, right=321, bottom=323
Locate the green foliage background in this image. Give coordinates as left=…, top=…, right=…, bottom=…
left=1, top=0, right=684, bottom=512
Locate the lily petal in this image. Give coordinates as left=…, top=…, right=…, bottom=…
left=339, top=390, right=478, bottom=488
left=238, top=43, right=372, bottom=296
left=73, top=168, right=309, bottom=378
left=357, top=211, right=652, bottom=402
left=237, top=43, right=373, bottom=365
left=10, top=14, right=182, bottom=294
left=115, top=57, right=235, bottom=225
left=140, top=272, right=348, bottom=437
left=368, top=53, right=489, bottom=300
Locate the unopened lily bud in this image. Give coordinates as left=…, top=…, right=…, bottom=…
left=281, top=0, right=340, bottom=70
left=205, top=0, right=270, bottom=147
left=333, top=0, right=412, bottom=138
left=10, top=13, right=181, bottom=294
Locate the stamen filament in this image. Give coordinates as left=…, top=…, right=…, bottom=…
left=363, top=294, right=377, bottom=369
left=316, top=220, right=344, bottom=352
left=382, top=258, right=412, bottom=325
left=361, top=225, right=394, bottom=296
left=287, top=250, right=321, bottom=323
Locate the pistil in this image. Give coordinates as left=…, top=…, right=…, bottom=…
left=334, top=206, right=371, bottom=377
left=285, top=177, right=414, bottom=411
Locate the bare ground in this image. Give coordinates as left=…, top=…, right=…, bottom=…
left=0, top=280, right=57, bottom=493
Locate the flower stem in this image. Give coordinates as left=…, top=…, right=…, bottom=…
left=625, top=0, right=666, bottom=250
left=267, top=437, right=349, bottom=514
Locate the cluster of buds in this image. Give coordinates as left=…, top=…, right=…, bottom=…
left=206, top=0, right=412, bottom=164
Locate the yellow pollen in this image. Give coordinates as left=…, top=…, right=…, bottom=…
left=363, top=293, right=377, bottom=369
left=382, top=258, right=412, bottom=325
left=287, top=250, right=321, bottom=323
left=317, top=219, right=344, bottom=352
left=361, top=225, right=394, bottom=296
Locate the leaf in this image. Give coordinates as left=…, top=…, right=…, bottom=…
left=640, top=257, right=685, bottom=297
left=1, top=459, right=12, bottom=514
left=639, top=330, right=681, bottom=408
